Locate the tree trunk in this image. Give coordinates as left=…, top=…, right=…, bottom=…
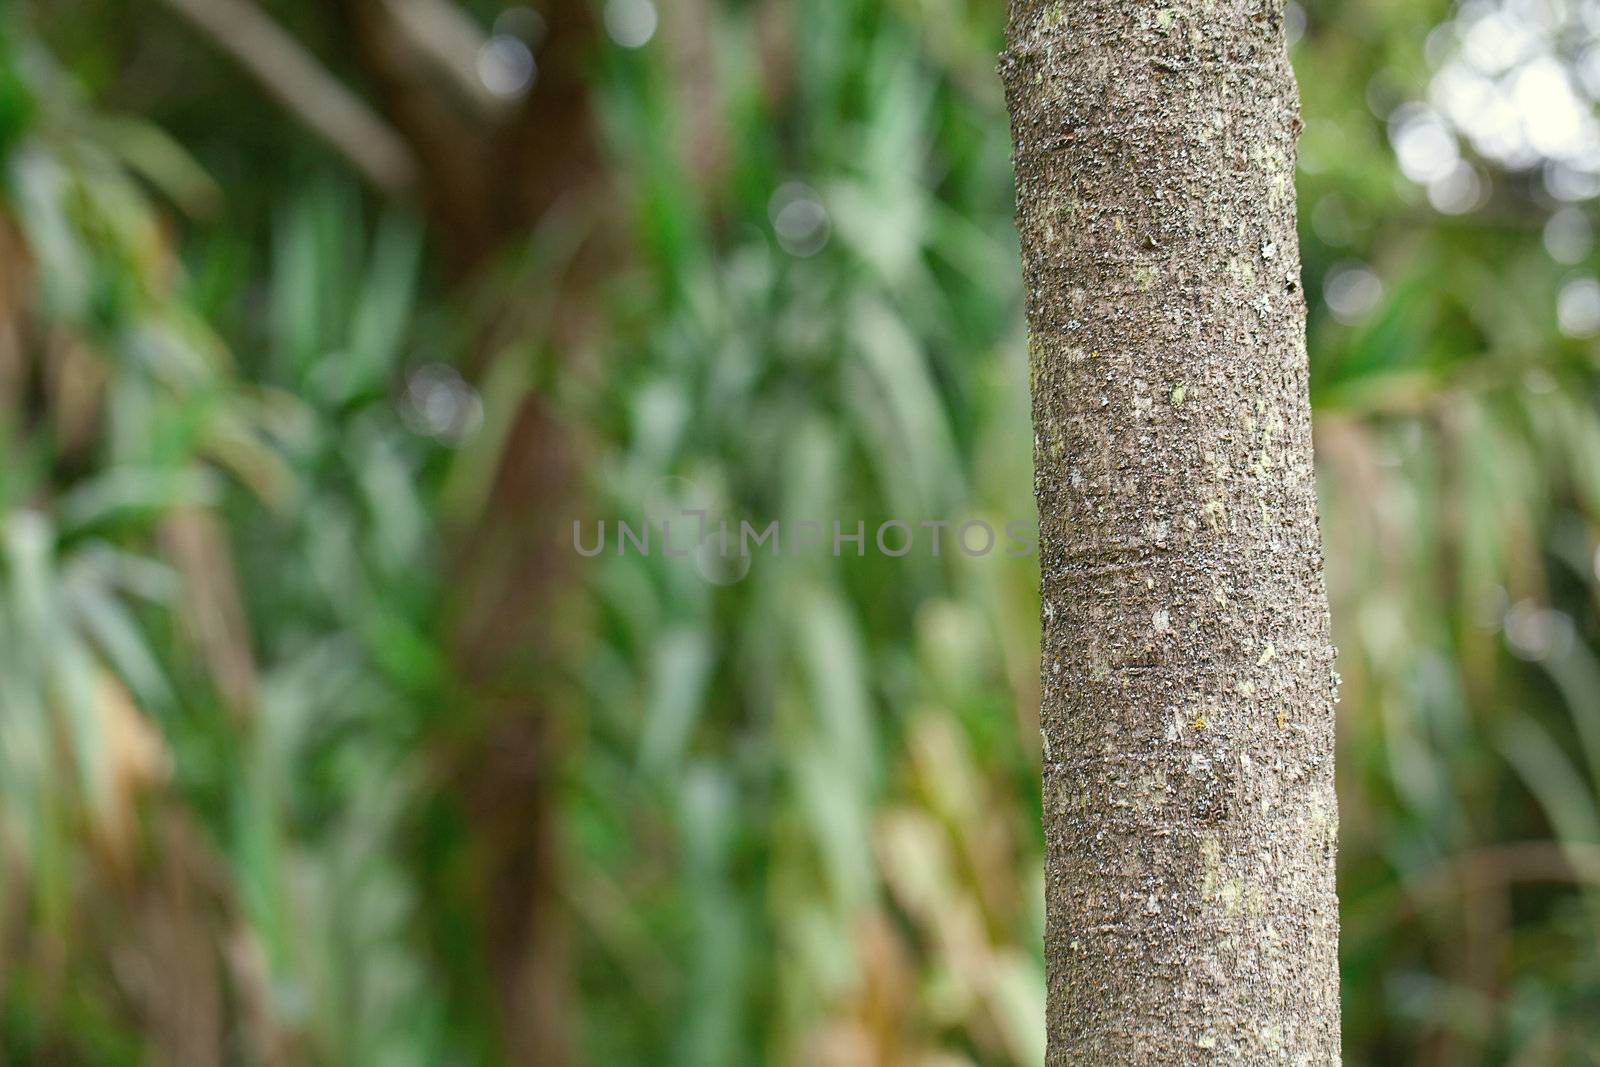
left=1000, top=2, right=1340, bottom=1062
left=330, top=4, right=606, bottom=1063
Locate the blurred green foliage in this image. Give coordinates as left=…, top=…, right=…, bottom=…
left=1, top=0, right=1599, bottom=1064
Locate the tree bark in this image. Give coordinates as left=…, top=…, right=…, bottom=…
left=1001, top=2, right=1340, bottom=1063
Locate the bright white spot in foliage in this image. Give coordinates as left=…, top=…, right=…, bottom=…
left=1543, top=207, right=1593, bottom=264
left=1389, top=105, right=1460, bottom=182
left=768, top=182, right=830, bottom=257
left=1284, top=2, right=1307, bottom=47
left=1406, top=0, right=1600, bottom=203
left=1504, top=599, right=1575, bottom=661
left=1323, top=261, right=1384, bottom=323
left=403, top=364, right=483, bottom=444
left=477, top=36, right=535, bottom=98
left=1426, top=162, right=1485, bottom=214
left=1557, top=277, right=1600, bottom=337
left=604, top=0, right=658, bottom=48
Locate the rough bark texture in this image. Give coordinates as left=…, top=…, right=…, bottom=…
left=1000, top=2, right=1340, bottom=1063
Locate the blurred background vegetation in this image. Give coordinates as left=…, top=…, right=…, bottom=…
left=0, top=0, right=1597, bottom=1063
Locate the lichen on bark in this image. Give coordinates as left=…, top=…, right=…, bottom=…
left=1001, top=1, right=1341, bottom=1062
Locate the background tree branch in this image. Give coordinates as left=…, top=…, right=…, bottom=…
left=152, top=0, right=418, bottom=196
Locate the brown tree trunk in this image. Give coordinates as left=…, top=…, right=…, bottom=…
left=330, top=4, right=606, bottom=1063
left=131, top=2, right=608, bottom=1061
left=1001, top=2, right=1341, bottom=1062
